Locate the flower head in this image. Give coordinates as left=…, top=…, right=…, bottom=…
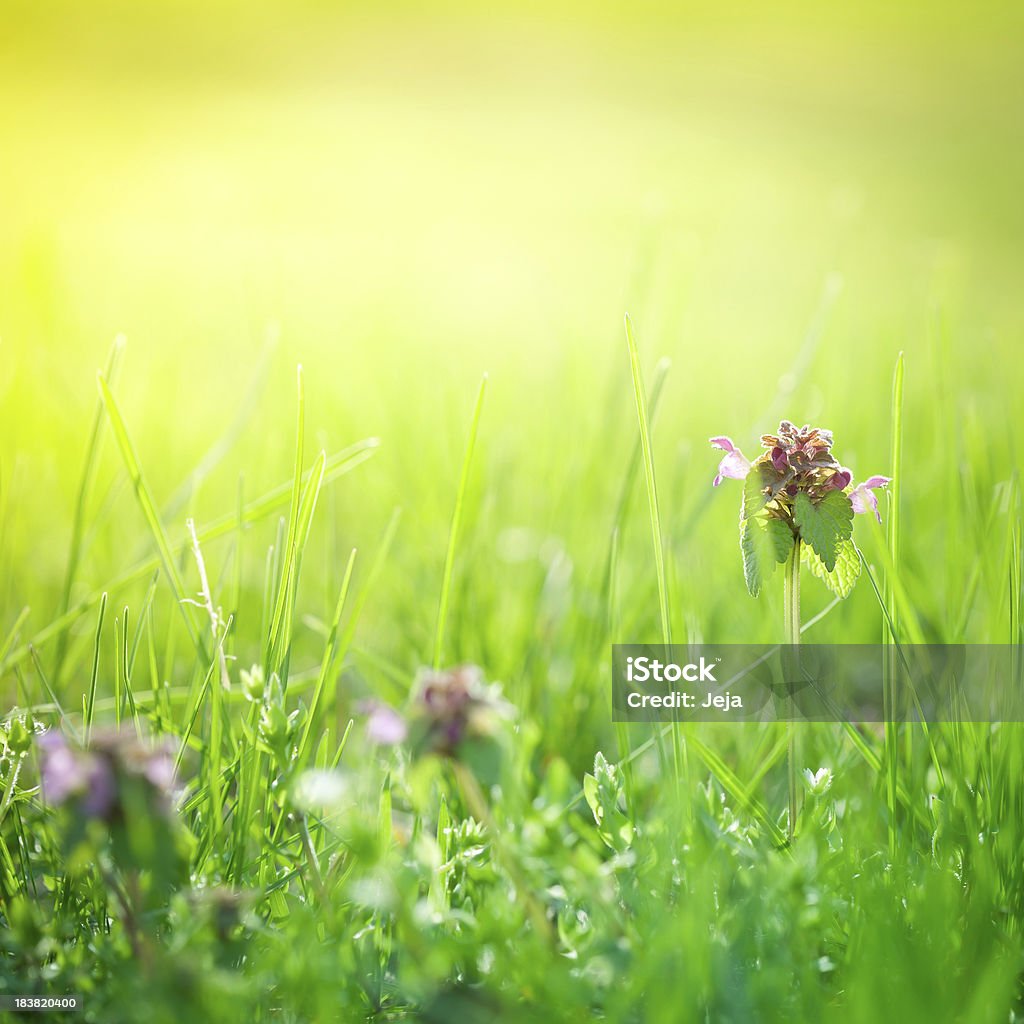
left=412, top=665, right=512, bottom=756
left=37, top=730, right=177, bottom=823
left=361, top=665, right=512, bottom=761
left=711, top=419, right=893, bottom=596
left=362, top=701, right=409, bottom=745
left=709, top=420, right=890, bottom=522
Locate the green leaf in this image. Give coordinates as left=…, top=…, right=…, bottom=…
left=584, top=752, right=634, bottom=853
left=740, top=514, right=794, bottom=597
left=793, top=489, right=853, bottom=572
left=741, top=463, right=772, bottom=519
left=802, top=537, right=862, bottom=598
left=740, top=517, right=763, bottom=597
left=765, top=517, right=796, bottom=564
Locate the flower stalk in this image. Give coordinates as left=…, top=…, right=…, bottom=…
left=784, top=538, right=801, bottom=841
left=784, top=538, right=802, bottom=649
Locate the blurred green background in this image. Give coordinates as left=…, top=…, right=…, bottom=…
left=2, top=0, right=1022, bottom=735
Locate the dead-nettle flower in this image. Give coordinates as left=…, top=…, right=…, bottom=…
left=711, top=420, right=890, bottom=844
left=363, top=701, right=409, bottom=746
left=710, top=421, right=891, bottom=598
left=364, top=665, right=512, bottom=758
left=38, top=730, right=178, bottom=822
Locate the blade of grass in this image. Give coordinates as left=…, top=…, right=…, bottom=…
left=883, top=351, right=904, bottom=857
left=97, top=373, right=206, bottom=664
left=608, top=357, right=671, bottom=544
left=268, top=450, right=327, bottom=684
left=54, top=335, right=125, bottom=684
left=29, top=646, right=80, bottom=743
left=433, top=374, right=487, bottom=670
left=859, top=550, right=945, bottom=797
left=624, top=315, right=681, bottom=796
left=126, top=573, right=159, bottom=679
left=0, top=607, right=30, bottom=667
left=271, top=510, right=401, bottom=842
left=113, top=613, right=122, bottom=728
left=623, top=315, right=672, bottom=646
left=265, top=366, right=310, bottom=679
left=85, top=593, right=108, bottom=743
left=294, top=547, right=357, bottom=771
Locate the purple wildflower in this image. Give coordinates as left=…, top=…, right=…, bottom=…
left=362, top=701, right=409, bottom=745
left=37, top=730, right=177, bottom=823
left=364, top=665, right=512, bottom=760
left=848, top=475, right=892, bottom=522
left=710, top=420, right=891, bottom=523
left=38, top=732, right=88, bottom=806
left=412, top=665, right=512, bottom=756
left=709, top=437, right=751, bottom=487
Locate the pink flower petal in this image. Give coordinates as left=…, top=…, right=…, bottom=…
left=849, top=475, right=890, bottom=522
left=364, top=703, right=408, bottom=745
left=710, top=437, right=751, bottom=487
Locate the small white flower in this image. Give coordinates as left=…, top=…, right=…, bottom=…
left=291, top=769, right=351, bottom=812
left=802, top=766, right=833, bottom=796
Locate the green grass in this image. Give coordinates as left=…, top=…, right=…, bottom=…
left=2, top=1, right=1024, bottom=1021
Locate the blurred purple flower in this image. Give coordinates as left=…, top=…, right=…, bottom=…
left=38, top=732, right=87, bottom=805
left=81, top=760, right=117, bottom=818
left=709, top=437, right=751, bottom=487
left=360, top=667, right=512, bottom=765
left=849, top=475, right=892, bottom=522
left=363, top=701, right=408, bottom=745
left=412, top=665, right=512, bottom=757
left=37, top=730, right=177, bottom=822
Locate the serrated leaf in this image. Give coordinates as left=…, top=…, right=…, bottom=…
left=765, top=517, right=796, bottom=564
left=740, top=516, right=763, bottom=596
left=793, top=489, right=853, bottom=572
left=584, top=754, right=634, bottom=852
left=741, top=464, right=772, bottom=519
left=740, top=514, right=794, bottom=597
left=801, top=537, right=862, bottom=598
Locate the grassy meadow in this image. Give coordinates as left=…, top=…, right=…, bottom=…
left=2, top=2, right=1024, bottom=1020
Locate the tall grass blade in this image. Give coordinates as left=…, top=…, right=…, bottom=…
left=97, top=373, right=206, bottom=663
left=295, top=547, right=357, bottom=770
left=85, top=593, right=108, bottom=743
left=624, top=315, right=682, bottom=796
left=623, top=315, right=672, bottom=646
left=54, top=335, right=124, bottom=683
left=883, top=352, right=904, bottom=857
left=433, top=374, right=487, bottom=670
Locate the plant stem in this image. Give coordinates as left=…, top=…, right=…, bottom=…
left=784, top=538, right=802, bottom=648
left=784, top=538, right=801, bottom=840
left=883, top=352, right=904, bottom=859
